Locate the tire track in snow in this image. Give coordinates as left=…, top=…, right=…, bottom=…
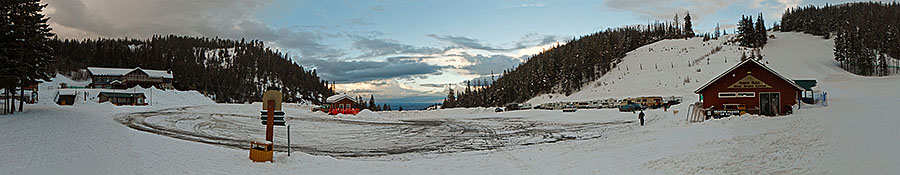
left=117, top=107, right=639, bottom=159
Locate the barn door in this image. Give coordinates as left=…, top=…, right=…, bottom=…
left=759, top=93, right=780, bottom=116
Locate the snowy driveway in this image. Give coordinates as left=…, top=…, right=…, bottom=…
left=117, top=106, right=644, bottom=158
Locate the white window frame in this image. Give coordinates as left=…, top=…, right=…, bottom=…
left=737, top=92, right=755, bottom=97
left=719, top=92, right=755, bottom=98
left=718, top=92, right=737, bottom=98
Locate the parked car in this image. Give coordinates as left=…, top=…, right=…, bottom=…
left=495, top=107, right=504, bottom=112
left=574, top=101, right=593, bottom=109
left=618, top=103, right=645, bottom=112
left=518, top=103, right=534, bottom=110
left=562, top=105, right=577, bottom=112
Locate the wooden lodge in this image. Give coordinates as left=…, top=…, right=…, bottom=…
left=325, top=94, right=359, bottom=115
left=88, top=67, right=174, bottom=89
left=98, top=92, right=147, bottom=106
left=694, top=59, right=804, bottom=116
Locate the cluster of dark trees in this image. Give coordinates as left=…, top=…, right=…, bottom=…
left=780, top=2, right=900, bottom=76
left=737, top=13, right=768, bottom=48
left=441, top=79, right=493, bottom=108
left=1, top=0, right=54, bottom=114
left=444, top=13, right=696, bottom=108
left=348, top=95, right=392, bottom=111
left=49, top=35, right=334, bottom=103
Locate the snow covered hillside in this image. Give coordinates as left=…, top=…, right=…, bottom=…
left=527, top=32, right=838, bottom=104
left=2, top=32, right=899, bottom=174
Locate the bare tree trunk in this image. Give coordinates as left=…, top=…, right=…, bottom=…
left=9, top=88, right=15, bottom=114
left=6, top=89, right=11, bottom=114
left=19, top=83, right=25, bottom=112
left=3, top=89, right=7, bottom=114
left=5, top=89, right=11, bottom=114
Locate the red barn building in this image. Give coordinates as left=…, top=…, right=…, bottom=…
left=695, top=59, right=804, bottom=116
left=325, top=94, right=359, bottom=115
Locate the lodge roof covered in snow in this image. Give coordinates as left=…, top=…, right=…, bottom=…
left=325, top=94, right=356, bottom=103
left=87, top=67, right=174, bottom=79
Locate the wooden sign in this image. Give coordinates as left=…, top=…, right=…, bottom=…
left=262, top=90, right=282, bottom=110
left=728, top=75, right=771, bottom=89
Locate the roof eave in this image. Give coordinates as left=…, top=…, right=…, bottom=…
left=694, top=59, right=804, bottom=94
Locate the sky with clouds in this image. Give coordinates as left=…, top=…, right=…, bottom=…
left=42, top=0, right=880, bottom=103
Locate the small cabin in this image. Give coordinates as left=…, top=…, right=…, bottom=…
left=695, top=59, right=803, bottom=116
left=325, top=94, right=358, bottom=115
left=57, top=89, right=76, bottom=105
left=98, top=92, right=147, bottom=106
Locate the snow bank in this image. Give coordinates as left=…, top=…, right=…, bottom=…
left=34, top=74, right=214, bottom=107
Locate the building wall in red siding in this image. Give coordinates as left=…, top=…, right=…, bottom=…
left=699, top=62, right=799, bottom=115
left=330, top=99, right=355, bottom=108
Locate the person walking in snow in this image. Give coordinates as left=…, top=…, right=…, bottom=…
left=638, top=110, right=645, bottom=126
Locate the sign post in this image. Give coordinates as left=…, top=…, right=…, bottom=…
left=250, top=90, right=282, bottom=162
left=287, top=125, right=291, bottom=157
left=266, top=100, right=275, bottom=141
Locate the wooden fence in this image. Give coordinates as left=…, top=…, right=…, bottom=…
left=686, top=102, right=709, bottom=123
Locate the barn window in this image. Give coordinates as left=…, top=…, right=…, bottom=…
left=737, top=92, right=755, bottom=97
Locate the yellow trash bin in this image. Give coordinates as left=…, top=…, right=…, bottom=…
left=249, top=140, right=273, bottom=162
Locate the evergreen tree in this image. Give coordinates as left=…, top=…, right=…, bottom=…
left=756, top=13, right=768, bottom=46
left=442, top=87, right=455, bottom=108
left=1, top=0, right=55, bottom=113
left=714, top=23, right=721, bottom=39
left=738, top=14, right=767, bottom=48
left=683, top=12, right=695, bottom=38
left=367, top=95, right=377, bottom=111
left=674, top=13, right=681, bottom=38
left=737, top=15, right=752, bottom=47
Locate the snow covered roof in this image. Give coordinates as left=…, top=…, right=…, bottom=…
left=58, top=89, right=76, bottom=95
left=694, top=59, right=804, bottom=93
left=142, top=69, right=174, bottom=79
left=325, top=94, right=356, bottom=103
left=87, top=67, right=173, bottom=79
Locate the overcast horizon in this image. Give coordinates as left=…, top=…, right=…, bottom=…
left=43, top=0, right=879, bottom=103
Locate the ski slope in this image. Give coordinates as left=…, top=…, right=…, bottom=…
left=1, top=32, right=898, bottom=174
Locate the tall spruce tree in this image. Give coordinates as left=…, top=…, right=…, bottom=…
left=367, top=95, right=377, bottom=111
left=442, top=87, right=455, bottom=108
left=756, top=13, right=767, bottom=46
left=714, top=23, right=721, bottom=38
left=684, top=12, right=695, bottom=38
left=737, top=15, right=751, bottom=47
left=1, top=0, right=54, bottom=113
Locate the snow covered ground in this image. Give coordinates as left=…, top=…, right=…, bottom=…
left=2, top=32, right=899, bottom=174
